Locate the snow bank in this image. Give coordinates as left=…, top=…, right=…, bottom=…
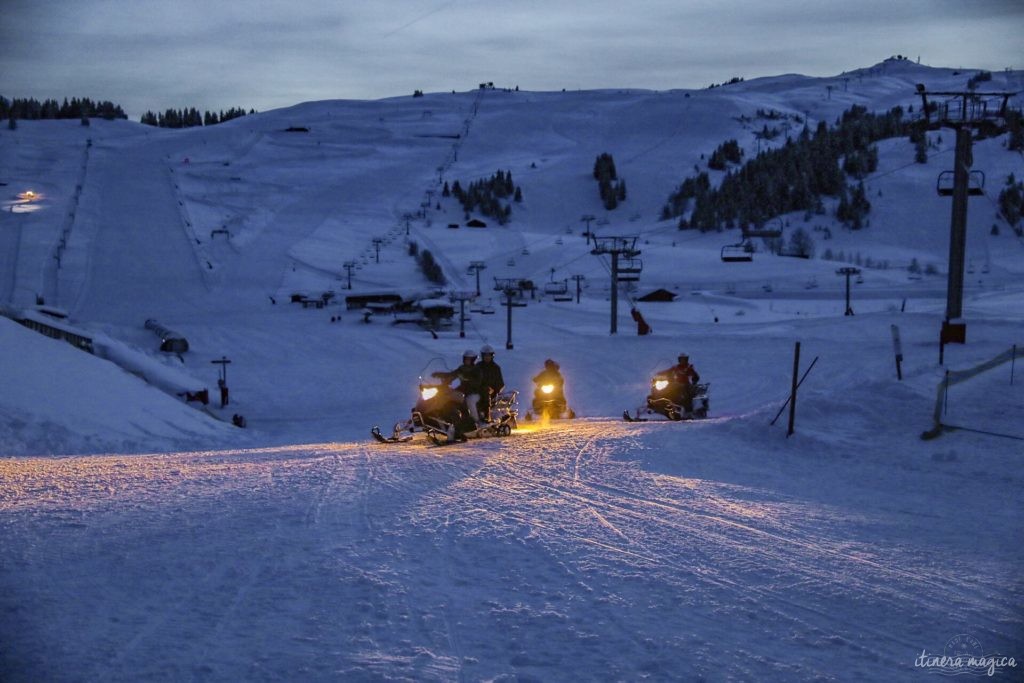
left=0, top=318, right=234, bottom=455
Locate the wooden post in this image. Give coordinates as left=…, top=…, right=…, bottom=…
left=787, top=342, right=800, bottom=437
left=770, top=356, right=818, bottom=426
left=891, top=325, right=903, bottom=380
left=1011, top=345, right=1017, bottom=386
left=943, top=370, right=950, bottom=416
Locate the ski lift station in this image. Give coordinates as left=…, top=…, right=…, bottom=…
left=144, top=319, right=190, bottom=354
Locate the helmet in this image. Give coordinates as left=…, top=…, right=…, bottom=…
left=678, top=353, right=690, bottom=363
left=480, top=344, right=495, bottom=356
left=463, top=349, right=477, bottom=360
left=544, top=358, right=557, bottom=369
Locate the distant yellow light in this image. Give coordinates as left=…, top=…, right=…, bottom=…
left=18, top=190, right=38, bottom=201
left=540, top=383, right=554, bottom=394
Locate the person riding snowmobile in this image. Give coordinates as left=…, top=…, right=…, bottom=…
left=476, top=344, right=504, bottom=422
left=655, top=353, right=700, bottom=414
left=433, top=350, right=485, bottom=427
left=531, top=358, right=570, bottom=418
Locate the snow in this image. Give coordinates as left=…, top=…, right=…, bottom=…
left=2, top=61, right=1023, bottom=680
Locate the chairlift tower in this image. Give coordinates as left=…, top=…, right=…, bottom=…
left=915, top=84, right=1018, bottom=361
left=591, top=235, right=641, bottom=334
left=450, top=291, right=476, bottom=338
left=571, top=274, right=586, bottom=304
left=371, top=238, right=385, bottom=264
left=343, top=261, right=357, bottom=289
left=469, top=261, right=487, bottom=297
left=835, top=267, right=861, bottom=316
left=494, top=278, right=525, bottom=350
left=580, top=214, right=596, bottom=244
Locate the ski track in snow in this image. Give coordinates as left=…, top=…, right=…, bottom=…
left=4, top=417, right=1016, bottom=680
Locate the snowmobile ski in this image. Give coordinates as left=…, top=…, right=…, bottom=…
left=371, top=426, right=413, bottom=444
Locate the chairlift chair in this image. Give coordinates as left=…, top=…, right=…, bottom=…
left=936, top=170, right=985, bottom=196
left=742, top=220, right=783, bottom=240
left=721, top=243, right=753, bottom=262
left=617, top=257, right=643, bottom=282
left=543, top=279, right=569, bottom=296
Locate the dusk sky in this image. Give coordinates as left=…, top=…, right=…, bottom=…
left=2, top=0, right=1022, bottom=120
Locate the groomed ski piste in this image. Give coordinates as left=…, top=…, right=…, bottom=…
left=2, top=60, right=1023, bottom=680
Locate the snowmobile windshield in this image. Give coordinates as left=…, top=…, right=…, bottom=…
left=418, top=357, right=452, bottom=383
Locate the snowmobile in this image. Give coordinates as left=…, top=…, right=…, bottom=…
left=372, top=370, right=519, bottom=446
left=525, top=380, right=575, bottom=421
left=623, top=374, right=710, bottom=422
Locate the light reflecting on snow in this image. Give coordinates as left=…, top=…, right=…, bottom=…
left=4, top=189, right=45, bottom=213
left=2, top=420, right=1021, bottom=680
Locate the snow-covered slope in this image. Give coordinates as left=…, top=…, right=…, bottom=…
left=1, top=61, right=1022, bottom=680
left=1, top=60, right=1021, bottom=453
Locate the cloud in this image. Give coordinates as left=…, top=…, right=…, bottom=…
left=1, top=0, right=1020, bottom=119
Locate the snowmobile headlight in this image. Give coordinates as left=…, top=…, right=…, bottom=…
left=421, top=386, right=439, bottom=400
left=540, top=383, right=555, bottom=394
left=654, top=379, right=669, bottom=391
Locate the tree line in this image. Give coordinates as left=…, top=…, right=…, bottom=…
left=408, top=241, right=446, bottom=285
left=0, top=95, right=256, bottom=130
left=442, top=170, right=522, bottom=225
left=1, top=96, right=127, bottom=121
left=997, top=174, right=1023, bottom=237
left=593, top=153, right=626, bottom=209
left=139, top=107, right=253, bottom=128
left=662, top=104, right=918, bottom=232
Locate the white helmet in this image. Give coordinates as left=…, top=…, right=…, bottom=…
left=463, top=349, right=477, bottom=360
left=480, top=344, right=495, bottom=356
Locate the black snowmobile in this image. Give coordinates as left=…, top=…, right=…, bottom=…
left=624, top=374, right=710, bottom=422
left=373, top=364, right=519, bottom=445
left=525, top=379, right=575, bottom=421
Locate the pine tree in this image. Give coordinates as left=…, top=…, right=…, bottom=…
left=911, top=127, right=929, bottom=164
left=1006, top=110, right=1024, bottom=152
left=788, top=227, right=815, bottom=258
